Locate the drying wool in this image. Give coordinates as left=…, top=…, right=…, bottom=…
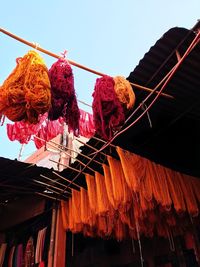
left=61, top=200, right=69, bottom=230
left=80, top=188, right=96, bottom=227
left=0, top=50, right=51, bottom=123
left=107, top=156, right=132, bottom=210
left=92, top=75, right=125, bottom=140
left=85, top=173, right=98, bottom=213
left=114, top=76, right=135, bottom=110
left=165, top=168, right=186, bottom=214
left=116, top=146, right=145, bottom=192
left=154, top=164, right=172, bottom=211
left=71, top=189, right=82, bottom=226
left=176, top=173, right=198, bottom=216
left=48, top=58, right=80, bottom=135
left=102, top=164, right=117, bottom=210
left=95, top=171, right=111, bottom=215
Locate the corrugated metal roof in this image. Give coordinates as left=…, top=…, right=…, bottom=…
left=127, top=24, right=200, bottom=120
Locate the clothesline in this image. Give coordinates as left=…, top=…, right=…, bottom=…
left=0, top=27, right=174, bottom=99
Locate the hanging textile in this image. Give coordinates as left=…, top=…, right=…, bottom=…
left=0, top=243, right=7, bottom=267
left=8, top=246, right=15, bottom=267
left=48, top=58, right=80, bottom=135
left=79, top=109, right=95, bottom=138
left=0, top=50, right=51, bottom=123
left=92, top=75, right=125, bottom=140
left=34, top=117, right=64, bottom=149
left=116, top=146, right=146, bottom=192
left=107, top=155, right=132, bottom=210
left=61, top=200, right=70, bottom=230
left=61, top=145, right=200, bottom=241
left=24, top=237, right=35, bottom=267
left=71, top=189, right=83, bottom=233
left=85, top=173, right=98, bottom=213
left=15, top=244, right=24, bottom=267
left=80, top=188, right=96, bottom=227
left=7, top=113, right=47, bottom=144
left=102, top=163, right=117, bottom=210
left=35, top=227, right=47, bottom=264
left=95, top=171, right=110, bottom=215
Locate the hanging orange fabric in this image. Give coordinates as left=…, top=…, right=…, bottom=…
left=71, top=189, right=82, bottom=231
left=85, top=173, right=98, bottom=213
left=116, top=146, right=145, bottom=192
left=102, top=164, right=117, bottom=210
left=68, top=198, right=75, bottom=232
left=107, top=155, right=132, bottom=209
left=61, top=200, right=69, bottom=230
left=177, top=173, right=199, bottom=217
left=191, top=176, right=200, bottom=203
left=165, top=168, right=186, bottom=214
left=114, top=217, right=127, bottom=241
left=155, top=164, right=172, bottom=210
left=95, top=171, right=111, bottom=215
left=80, top=187, right=96, bottom=227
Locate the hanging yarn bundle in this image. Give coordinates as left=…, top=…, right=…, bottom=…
left=48, top=58, right=80, bottom=135
left=0, top=50, right=51, bottom=123
left=92, top=75, right=125, bottom=140
left=113, top=76, right=135, bottom=110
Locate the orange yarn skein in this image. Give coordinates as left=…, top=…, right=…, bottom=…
left=0, top=50, right=51, bottom=123
left=114, top=76, right=135, bottom=110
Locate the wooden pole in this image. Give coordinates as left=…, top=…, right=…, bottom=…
left=0, top=27, right=174, bottom=99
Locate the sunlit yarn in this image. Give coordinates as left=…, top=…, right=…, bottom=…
left=114, top=76, right=135, bottom=110
left=0, top=50, right=51, bottom=123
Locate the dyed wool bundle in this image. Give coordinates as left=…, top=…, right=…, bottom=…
left=0, top=50, right=51, bottom=123
left=92, top=75, right=125, bottom=140
left=95, top=171, right=111, bottom=215
left=165, top=168, right=186, bottom=214
left=48, top=58, right=80, bottom=135
left=107, top=156, right=132, bottom=210
left=80, top=188, right=96, bottom=227
left=116, top=147, right=145, bottom=192
left=61, top=200, right=69, bottom=230
left=191, top=176, right=200, bottom=203
left=71, top=189, right=82, bottom=228
left=176, top=173, right=198, bottom=217
left=85, top=173, right=98, bottom=213
left=102, top=164, right=117, bottom=210
left=154, top=164, right=172, bottom=211
left=114, top=76, right=135, bottom=110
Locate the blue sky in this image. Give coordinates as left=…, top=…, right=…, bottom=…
left=0, top=0, right=199, bottom=160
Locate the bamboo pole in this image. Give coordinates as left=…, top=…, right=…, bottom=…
left=35, top=192, right=60, bottom=201
left=0, top=27, right=174, bottom=99
left=49, top=159, right=87, bottom=175
left=50, top=137, right=102, bottom=165
left=40, top=174, right=72, bottom=195
left=33, top=179, right=68, bottom=196
left=52, top=171, right=82, bottom=190
left=75, top=138, right=107, bottom=157
left=33, top=135, right=102, bottom=167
